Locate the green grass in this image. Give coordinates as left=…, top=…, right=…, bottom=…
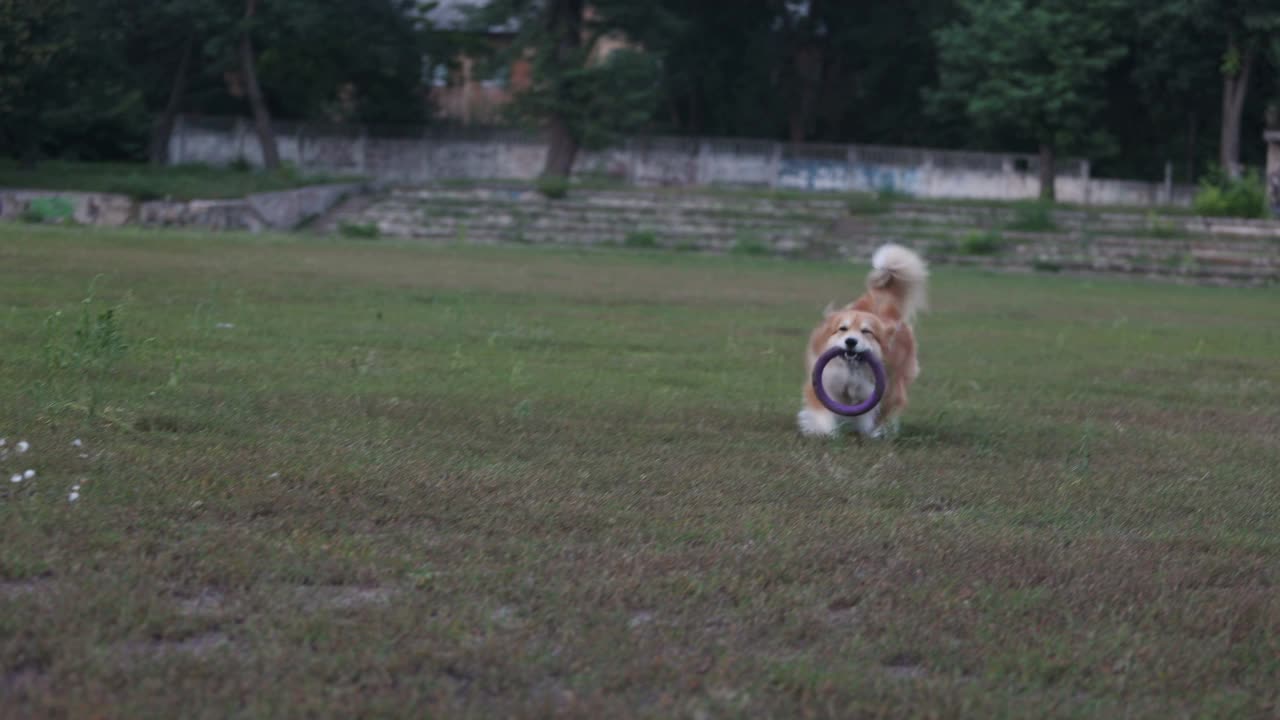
left=2, top=224, right=1279, bottom=718
left=1004, top=200, right=1058, bottom=232
left=846, top=191, right=896, bottom=216
left=622, top=230, right=658, bottom=249
left=731, top=233, right=772, bottom=256
left=1137, top=214, right=1191, bottom=239
left=958, top=230, right=1007, bottom=255
left=338, top=221, right=380, bottom=239
left=535, top=175, right=571, bottom=200
left=0, top=160, right=359, bottom=201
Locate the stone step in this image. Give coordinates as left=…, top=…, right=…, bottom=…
left=862, top=218, right=1279, bottom=253
left=932, top=252, right=1277, bottom=281
left=891, top=202, right=1280, bottom=239
left=351, top=212, right=1276, bottom=267
left=381, top=198, right=843, bottom=227
left=400, top=198, right=827, bottom=221
left=389, top=187, right=851, bottom=216
left=369, top=217, right=1275, bottom=269
left=359, top=209, right=821, bottom=240
left=319, top=185, right=1280, bottom=287
left=365, top=206, right=824, bottom=235
left=371, top=221, right=809, bottom=250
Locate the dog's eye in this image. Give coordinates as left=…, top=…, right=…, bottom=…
left=837, top=326, right=848, bottom=333
left=861, top=328, right=875, bottom=337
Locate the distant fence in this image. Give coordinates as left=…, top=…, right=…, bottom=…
left=170, top=115, right=1195, bottom=207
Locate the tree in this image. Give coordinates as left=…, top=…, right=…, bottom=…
left=1215, top=2, right=1280, bottom=178
left=928, top=0, right=1127, bottom=200
left=476, top=0, right=675, bottom=179
left=255, top=0, right=442, bottom=125
left=0, top=0, right=74, bottom=165
left=649, top=0, right=780, bottom=138
left=104, top=0, right=228, bottom=165
left=1137, top=0, right=1280, bottom=179
left=649, top=0, right=957, bottom=146
left=0, top=0, right=151, bottom=166
left=237, top=0, right=280, bottom=169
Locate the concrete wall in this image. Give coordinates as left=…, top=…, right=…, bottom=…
left=0, top=190, right=135, bottom=225
left=1, top=182, right=366, bottom=232
left=171, top=115, right=1194, bottom=208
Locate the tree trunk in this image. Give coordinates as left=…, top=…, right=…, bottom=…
left=149, top=35, right=196, bottom=166
left=540, top=0, right=584, bottom=179
left=240, top=0, right=280, bottom=170
left=1219, top=41, right=1254, bottom=180
left=1038, top=143, right=1055, bottom=201
left=543, top=114, right=579, bottom=178
left=788, top=45, right=822, bottom=143
left=788, top=114, right=803, bottom=144
left=1184, top=112, right=1197, bottom=182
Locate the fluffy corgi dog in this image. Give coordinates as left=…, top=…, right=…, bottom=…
left=798, top=244, right=928, bottom=438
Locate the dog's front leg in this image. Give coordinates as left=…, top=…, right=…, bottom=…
left=797, top=406, right=841, bottom=437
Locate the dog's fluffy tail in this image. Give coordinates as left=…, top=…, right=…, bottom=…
left=867, top=243, right=928, bottom=324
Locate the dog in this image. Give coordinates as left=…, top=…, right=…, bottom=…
left=798, top=244, right=927, bottom=438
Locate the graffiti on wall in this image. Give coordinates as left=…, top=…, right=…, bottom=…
left=777, top=159, right=923, bottom=194
left=850, top=164, right=922, bottom=194
left=778, top=159, right=850, bottom=192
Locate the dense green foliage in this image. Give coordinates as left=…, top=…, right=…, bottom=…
left=0, top=0, right=446, bottom=163
left=1193, top=167, right=1269, bottom=217
left=929, top=0, right=1127, bottom=198
left=1, top=0, right=1278, bottom=183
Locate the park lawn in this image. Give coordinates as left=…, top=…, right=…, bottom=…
left=0, top=160, right=358, bottom=201
left=1, top=223, right=1278, bottom=718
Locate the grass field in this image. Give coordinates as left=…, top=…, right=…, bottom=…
left=2, top=223, right=1279, bottom=718
left=0, top=161, right=357, bottom=201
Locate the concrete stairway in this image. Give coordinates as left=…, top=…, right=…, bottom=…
left=317, top=184, right=1280, bottom=287
left=317, top=185, right=847, bottom=256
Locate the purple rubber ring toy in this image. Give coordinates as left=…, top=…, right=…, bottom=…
left=811, top=346, right=886, bottom=416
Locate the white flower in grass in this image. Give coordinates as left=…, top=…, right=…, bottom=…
left=72, top=438, right=83, bottom=448
left=0, top=438, right=6, bottom=447
left=9, top=474, right=21, bottom=484
left=23, top=469, right=35, bottom=480
left=68, top=491, right=80, bottom=502
left=16, top=441, right=29, bottom=454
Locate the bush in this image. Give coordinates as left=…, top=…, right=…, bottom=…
left=338, top=221, right=379, bottom=239
left=877, top=187, right=913, bottom=203
left=536, top=176, right=570, bottom=200
left=847, top=192, right=892, bottom=215
left=623, top=230, right=657, bottom=249
left=1193, top=169, right=1267, bottom=219
left=731, top=235, right=771, bottom=256
left=847, top=188, right=911, bottom=215
left=1005, top=201, right=1056, bottom=232
left=957, top=230, right=1005, bottom=255
left=1141, top=213, right=1187, bottom=239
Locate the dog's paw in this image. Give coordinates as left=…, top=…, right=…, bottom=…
left=868, top=419, right=901, bottom=440
left=797, top=408, right=840, bottom=437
